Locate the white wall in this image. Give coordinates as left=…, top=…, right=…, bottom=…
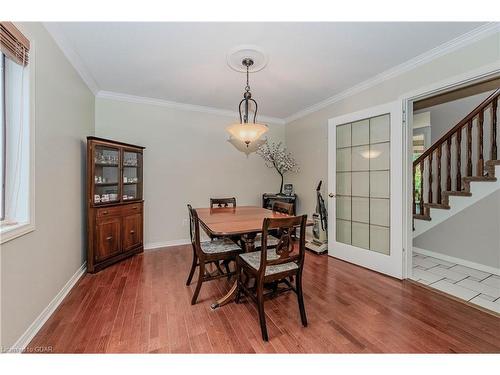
left=0, top=23, right=94, bottom=349
left=285, top=32, right=500, bottom=220
left=95, top=97, right=285, bottom=247
left=413, top=190, right=500, bottom=269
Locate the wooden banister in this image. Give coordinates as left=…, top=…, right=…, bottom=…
left=414, top=88, right=500, bottom=166
left=413, top=88, right=500, bottom=220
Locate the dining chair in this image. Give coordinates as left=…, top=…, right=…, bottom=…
left=272, top=201, right=294, bottom=215
left=235, top=214, right=308, bottom=341
left=186, top=205, right=244, bottom=305
left=272, top=201, right=297, bottom=239
left=207, top=197, right=240, bottom=276
left=253, top=201, right=293, bottom=249
left=210, top=197, right=236, bottom=208
left=207, top=198, right=237, bottom=240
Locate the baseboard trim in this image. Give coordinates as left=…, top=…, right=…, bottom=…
left=7, top=262, right=87, bottom=353
left=144, top=239, right=191, bottom=251
left=413, top=247, right=500, bottom=276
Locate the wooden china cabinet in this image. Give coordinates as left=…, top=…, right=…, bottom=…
left=86, top=137, right=145, bottom=273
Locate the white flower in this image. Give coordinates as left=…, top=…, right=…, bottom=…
left=256, top=141, right=299, bottom=175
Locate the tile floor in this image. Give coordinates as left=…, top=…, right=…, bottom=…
left=411, top=252, right=500, bottom=314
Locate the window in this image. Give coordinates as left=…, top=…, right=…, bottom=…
left=412, top=111, right=431, bottom=215
left=0, top=23, right=33, bottom=243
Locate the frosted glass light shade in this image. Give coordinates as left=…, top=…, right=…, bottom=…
left=226, top=122, right=268, bottom=146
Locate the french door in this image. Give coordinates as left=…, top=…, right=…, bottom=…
left=328, top=102, right=403, bottom=278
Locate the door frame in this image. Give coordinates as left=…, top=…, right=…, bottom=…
left=328, top=101, right=403, bottom=279
left=400, top=62, right=500, bottom=279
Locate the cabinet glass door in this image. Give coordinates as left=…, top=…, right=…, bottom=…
left=93, top=145, right=120, bottom=204
left=122, top=149, right=143, bottom=201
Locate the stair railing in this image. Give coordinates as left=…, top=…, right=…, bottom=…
left=413, top=88, right=499, bottom=218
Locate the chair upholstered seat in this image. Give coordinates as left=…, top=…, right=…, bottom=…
left=200, top=238, right=242, bottom=254
left=239, top=249, right=298, bottom=276
left=253, top=234, right=280, bottom=248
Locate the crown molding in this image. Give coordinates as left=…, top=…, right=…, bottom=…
left=43, top=22, right=100, bottom=95
left=44, top=23, right=284, bottom=124
left=44, top=21, right=498, bottom=125
left=96, top=90, right=286, bottom=125
left=284, top=22, right=500, bottom=123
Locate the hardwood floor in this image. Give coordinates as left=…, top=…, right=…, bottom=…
left=27, top=245, right=500, bottom=353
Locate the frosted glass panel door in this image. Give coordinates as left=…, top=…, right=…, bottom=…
left=328, top=102, right=403, bottom=279
left=335, top=115, right=390, bottom=254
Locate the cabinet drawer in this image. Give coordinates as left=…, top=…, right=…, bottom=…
left=122, top=213, right=143, bottom=251
left=96, top=206, right=122, bottom=218
left=122, top=203, right=142, bottom=215
left=95, top=217, right=122, bottom=262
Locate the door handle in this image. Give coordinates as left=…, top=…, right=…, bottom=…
left=328, top=193, right=336, bottom=198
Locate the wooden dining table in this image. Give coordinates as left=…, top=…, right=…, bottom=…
left=195, top=205, right=312, bottom=309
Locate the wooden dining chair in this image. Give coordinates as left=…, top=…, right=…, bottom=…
left=186, top=204, right=244, bottom=305
left=210, top=197, right=236, bottom=208
left=253, top=201, right=294, bottom=249
left=272, top=201, right=294, bottom=215
left=207, top=197, right=240, bottom=275
left=235, top=214, right=308, bottom=341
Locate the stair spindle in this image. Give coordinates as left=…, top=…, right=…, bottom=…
left=446, top=138, right=451, bottom=192
left=419, top=160, right=424, bottom=215
left=492, top=98, right=498, bottom=161
left=456, top=130, right=462, bottom=190
left=437, top=146, right=442, bottom=203
left=477, top=111, right=484, bottom=176
left=467, top=120, right=473, bottom=176
left=428, top=152, right=433, bottom=204
left=413, top=164, right=416, bottom=215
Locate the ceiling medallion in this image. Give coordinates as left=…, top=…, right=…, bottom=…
left=226, top=45, right=268, bottom=73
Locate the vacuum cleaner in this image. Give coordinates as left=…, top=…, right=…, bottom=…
left=306, top=180, right=328, bottom=254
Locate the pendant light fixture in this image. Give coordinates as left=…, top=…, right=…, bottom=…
left=226, top=58, right=268, bottom=147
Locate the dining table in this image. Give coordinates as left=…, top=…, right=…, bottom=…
left=195, top=205, right=312, bottom=309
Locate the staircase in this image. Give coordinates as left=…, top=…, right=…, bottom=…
left=413, top=89, right=500, bottom=237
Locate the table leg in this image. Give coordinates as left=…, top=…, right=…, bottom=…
left=211, top=233, right=256, bottom=310
left=240, top=233, right=256, bottom=253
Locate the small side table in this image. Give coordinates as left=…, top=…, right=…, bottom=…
left=262, top=193, right=297, bottom=214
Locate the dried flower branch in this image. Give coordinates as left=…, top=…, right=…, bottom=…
left=257, top=141, right=299, bottom=194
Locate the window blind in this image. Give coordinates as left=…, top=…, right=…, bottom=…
left=0, top=22, right=29, bottom=66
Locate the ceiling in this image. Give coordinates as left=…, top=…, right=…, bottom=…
left=47, top=22, right=488, bottom=120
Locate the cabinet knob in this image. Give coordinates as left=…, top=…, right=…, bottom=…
left=106, top=236, right=113, bottom=241
left=102, top=211, right=108, bottom=215
left=328, top=193, right=336, bottom=198
left=130, top=230, right=135, bottom=234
